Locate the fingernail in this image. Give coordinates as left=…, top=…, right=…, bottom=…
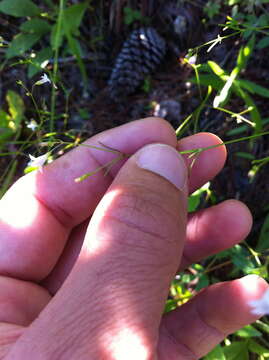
left=135, top=143, right=187, bottom=191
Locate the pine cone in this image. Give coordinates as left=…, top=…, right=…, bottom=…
left=108, top=27, right=166, bottom=101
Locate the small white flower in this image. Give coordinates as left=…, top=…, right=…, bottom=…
left=188, top=54, right=197, bottom=65
left=27, top=120, right=38, bottom=131
left=28, top=153, right=49, bottom=172
left=248, top=289, right=269, bottom=315
left=35, top=73, right=51, bottom=86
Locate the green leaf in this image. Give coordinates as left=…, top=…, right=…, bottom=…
left=257, top=36, right=269, bottom=49
left=257, top=213, right=269, bottom=251
left=235, top=324, right=262, bottom=338
left=204, top=344, right=226, bottom=360
left=213, top=38, right=256, bottom=108
left=188, top=194, right=201, bottom=213
left=63, top=3, right=87, bottom=36
left=235, top=152, right=255, bottom=160
left=195, top=273, right=209, bottom=291
left=0, top=110, right=13, bottom=142
left=238, top=79, right=269, bottom=98
left=196, top=63, right=212, bottom=73
left=6, top=90, right=25, bottom=128
left=223, top=341, right=249, bottom=360
left=188, top=182, right=210, bottom=212
left=0, top=0, right=40, bottom=17
left=6, top=33, right=42, bottom=58
left=50, top=23, right=64, bottom=50
left=236, top=35, right=255, bottom=72
left=248, top=265, right=268, bottom=277
left=62, top=9, right=87, bottom=86
left=257, top=13, right=269, bottom=27
left=20, top=19, right=51, bottom=35
left=248, top=339, right=269, bottom=357
left=230, top=245, right=256, bottom=274
left=226, top=125, right=248, bottom=136
left=0, top=91, right=24, bottom=142
left=50, top=3, right=87, bottom=50
left=0, top=128, right=14, bottom=142
left=28, top=47, right=53, bottom=77
left=191, top=74, right=223, bottom=90
left=213, top=67, right=238, bottom=108
left=256, top=320, right=269, bottom=335
left=164, top=299, right=178, bottom=313
left=208, top=61, right=226, bottom=77
left=0, top=109, right=10, bottom=128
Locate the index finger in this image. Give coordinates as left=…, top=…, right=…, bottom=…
left=0, top=118, right=177, bottom=281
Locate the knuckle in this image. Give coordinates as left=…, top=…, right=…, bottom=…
left=105, top=184, right=181, bottom=254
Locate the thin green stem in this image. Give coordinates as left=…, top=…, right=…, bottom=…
left=178, top=131, right=269, bottom=156
left=216, top=106, right=255, bottom=127
left=189, top=31, right=241, bottom=56
left=50, top=0, right=65, bottom=132
left=17, top=81, right=43, bottom=125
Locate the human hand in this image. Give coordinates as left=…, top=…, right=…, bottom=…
left=0, top=118, right=268, bottom=360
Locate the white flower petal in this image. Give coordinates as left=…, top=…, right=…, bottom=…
left=35, top=73, right=51, bottom=86
left=27, top=121, right=38, bottom=131
left=41, top=73, right=51, bottom=83
left=28, top=153, right=49, bottom=171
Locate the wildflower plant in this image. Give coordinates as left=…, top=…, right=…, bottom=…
left=0, top=0, right=268, bottom=359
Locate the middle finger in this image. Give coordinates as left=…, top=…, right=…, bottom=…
left=43, top=132, right=229, bottom=293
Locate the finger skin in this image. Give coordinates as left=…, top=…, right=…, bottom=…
left=0, top=118, right=177, bottom=281
left=42, top=220, right=87, bottom=293
left=43, top=132, right=228, bottom=293
left=0, top=276, right=50, bottom=326
left=0, top=120, right=227, bottom=283
left=0, top=323, right=24, bottom=360
left=6, top=145, right=188, bottom=359
left=0, top=189, right=67, bottom=281
left=177, top=132, right=226, bottom=193
left=32, top=118, right=177, bottom=228
left=158, top=275, right=269, bottom=359
left=43, top=199, right=252, bottom=295
left=180, top=199, right=253, bottom=269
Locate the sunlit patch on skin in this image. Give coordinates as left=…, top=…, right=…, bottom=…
left=240, top=275, right=263, bottom=294
left=102, top=326, right=151, bottom=360
left=248, top=288, right=269, bottom=315
left=81, top=189, right=123, bottom=255
left=0, top=188, right=39, bottom=229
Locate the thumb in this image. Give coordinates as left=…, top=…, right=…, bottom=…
left=8, top=144, right=188, bottom=360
